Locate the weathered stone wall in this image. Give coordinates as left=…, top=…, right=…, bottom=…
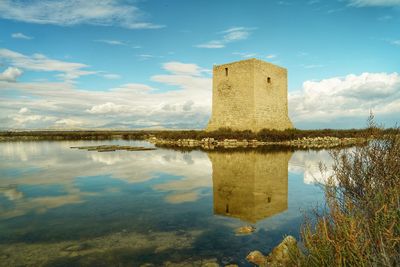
left=207, top=59, right=255, bottom=131
left=208, top=151, right=291, bottom=223
left=253, top=60, right=293, bottom=131
left=206, top=58, right=293, bottom=132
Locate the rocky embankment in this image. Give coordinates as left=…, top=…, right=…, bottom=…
left=148, top=136, right=366, bottom=149
left=284, top=136, right=366, bottom=148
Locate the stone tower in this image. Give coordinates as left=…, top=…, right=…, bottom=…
left=206, top=58, right=293, bottom=132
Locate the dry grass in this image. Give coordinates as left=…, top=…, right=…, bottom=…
left=294, top=131, right=400, bottom=266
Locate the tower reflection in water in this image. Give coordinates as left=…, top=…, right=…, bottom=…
left=208, top=151, right=292, bottom=224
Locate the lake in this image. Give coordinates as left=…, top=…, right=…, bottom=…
left=0, top=140, right=331, bottom=266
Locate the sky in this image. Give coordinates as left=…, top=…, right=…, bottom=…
left=0, top=0, right=399, bottom=130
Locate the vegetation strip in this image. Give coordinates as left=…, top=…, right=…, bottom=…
left=2, top=127, right=398, bottom=146
left=148, top=136, right=367, bottom=149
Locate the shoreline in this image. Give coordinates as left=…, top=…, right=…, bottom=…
left=148, top=136, right=367, bottom=150
left=0, top=134, right=368, bottom=149
left=0, top=128, right=382, bottom=149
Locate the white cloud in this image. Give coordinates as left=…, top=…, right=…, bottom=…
left=391, top=40, right=400, bottom=46
left=162, top=62, right=208, bottom=76
left=182, top=100, right=194, bottom=111
left=86, top=102, right=130, bottom=114
left=277, top=1, right=292, bottom=6
left=54, top=118, right=84, bottom=128
left=196, top=27, right=255, bottom=49
left=0, top=0, right=164, bottom=29
left=11, top=114, right=56, bottom=126
left=102, top=73, right=121, bottom=80
left=18, top=107, right=29, bottom=114
left=221, top=27, right=252, bottom=42
left=94, top=39, right=126, bottom=46
left=0, top=59, right=212, bottom=129
left=111, top=83, right=153, bottom=92
left=266, top=54, right=277, bottom=59
left=348, top=0, right=400, bottom=6
left=0, top=67, right=23, bottom=82
left=137, top=54, right=156, bottom=60
left=195, top=41, right=225, bottom=49
left=11, top=32, right=33, bottom=40
left=302, top=64, right=324, bottom=69
left=0, top=48, right=95, bottom=81
left=289, top=72, right=400, bottom=124
left=233, top=52, right=257, bottom=58
left=378, top=15, right=393, bottom=21
left=298, top=52, right=309, bottom=57
left=151, top=73, right=210, bottom=92
left=289, top=150, right=334, bottom=185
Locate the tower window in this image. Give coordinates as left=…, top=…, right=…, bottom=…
left=225, top=67, right=228, bottom=76
left=267, top=77, right=271, bottom=83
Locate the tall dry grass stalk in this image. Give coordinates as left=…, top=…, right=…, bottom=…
left=296, top=129, right=400, bottom=266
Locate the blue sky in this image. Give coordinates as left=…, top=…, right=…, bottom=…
left=0, top=0, right=399, bottom=130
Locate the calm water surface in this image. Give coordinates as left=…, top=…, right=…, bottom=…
left=0, top=140, right=332, bottom=266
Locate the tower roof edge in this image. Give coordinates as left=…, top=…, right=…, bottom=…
left=214, top=58, right=286, bottom=71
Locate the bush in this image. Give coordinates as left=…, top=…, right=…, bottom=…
left=296, top=134, right=400, bottom=266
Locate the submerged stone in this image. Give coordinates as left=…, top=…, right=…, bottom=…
left=63, top=243, right=90, bottom=252
left=268, top=235, right=297, bottom=265
left=246, top=250, right=268, bottom=266
left=163, top=258, right=219, bottom=267
left=246, top=235, right=299, bottom=266
left=202, top=262, right=220, bottom=267
left=234, top=225, right=256, bottom=235
left=70, top=145, right=156, bottom=152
